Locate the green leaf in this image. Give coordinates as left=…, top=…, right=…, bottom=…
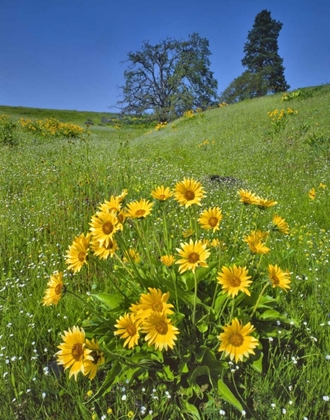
left=252, top=351, right=263, bottom=373
left=217, top=379, right=243, bottom=411
left=91, top=293, right=124, bottom=309
left=181, top=401, right=201, bottom=420
left=196, top=322, right=208, bottom=333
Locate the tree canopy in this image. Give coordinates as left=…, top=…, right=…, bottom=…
left=118, top=33, right=218, bottom=121
left=242, top=9, right=290, bottom=94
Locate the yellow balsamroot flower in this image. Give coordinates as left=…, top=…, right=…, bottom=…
left=160, top=255, right=175, bottom=267
left=42, top=271, right=65, bottom=306
left=141, top=311, right=179, bottom=351
left=217, top=265, right=252, bottom=297
left=272, top=214, right=289, bottom=235
left=123, top=248, right=141, bottom=264
left=114, top=313, right=140, bottom=349
left=117, top=189, right=128, bottom=202
left=182, top=228, right=194, bottom=238
left=151, top=185, right=173, bottom=201
left=65, top=232, right=91, bottom=273
left=319, top=183, right=326, bottom=189
left=255, top=196, right=278, bottom=209
left=238, top=189, right=259, bottom=205
left=91, top=237, right=118, bottom=260
left=98, top=195, right=122, bottom=214
left=244, top=230, right=270, bottom=254
left=268, top=264, right=291, bottom=291
left=56, top=326, right=93, bottom=380
left=83, top=338, right=105, bottom=380
left=174, top=178, right=205, bottom=207
left=309, top=188, right=316, bottom=200
left=89, top=211, right=123, bottom=246
left=218, top=318, right=259, bottom=363
left=198, top=207, right=223, bottom=232
left=125, top=198, right=154, bottom=218
left=176, top=239, right=210, bottom=273
left=130, top=288, right=174, bottom=320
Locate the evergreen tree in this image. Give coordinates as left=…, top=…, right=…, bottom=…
left=242, top=10, right=290, bottom=94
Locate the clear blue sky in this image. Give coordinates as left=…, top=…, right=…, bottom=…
left=1, top=0, right=329, bottom=112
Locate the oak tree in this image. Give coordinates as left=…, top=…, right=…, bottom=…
left=118, top=33, right=218, bottom=121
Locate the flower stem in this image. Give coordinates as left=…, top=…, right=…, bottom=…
left=192, top=270, right=198, bottom=325
left=250, top=283, right=269, bottom=318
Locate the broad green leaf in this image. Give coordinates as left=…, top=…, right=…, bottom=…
left=181, top=401, right=201, bottom=420
left=91, top=293, right=124, bottom=309
left=217, top=379, right=243, bottom=411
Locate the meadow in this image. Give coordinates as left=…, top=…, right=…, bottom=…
left=0, top=84, right=329, bottom=420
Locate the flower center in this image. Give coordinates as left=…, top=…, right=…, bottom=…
left=55, top=284, right=63, bottom=295
left=78, top=252, right=86, bottom=262
left=152, top=301, right=163, bottom=312
left=271, top=275, right=279, bottom=285
left=135, top=209, right=146, bottom=217
left=184, top=190, right=195, bottom=201
left=71, top=343, right=84, bottom=360
left=155, top=321, right=168, bottom=335
left=208, top=217, right=218, bottom=227
left=104, top=240, right=114, bottom=250
left=159, top=194, right=166, bottom=200
left=229, top=275, right=241, bottom=287
left=229, top=333, right=244, bottom=347
left=102, top=221, right=114, bottom=235
left=90, top=350, right=101, bottom=365
left=188, top=252, right=200, bottom=263
left=126, top=324, right=137, bottom=336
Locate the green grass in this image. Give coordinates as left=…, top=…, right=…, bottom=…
left=0, top=85, right=330, bottom=419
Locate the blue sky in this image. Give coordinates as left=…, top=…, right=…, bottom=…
left=1, top=0, right=329, bottom=112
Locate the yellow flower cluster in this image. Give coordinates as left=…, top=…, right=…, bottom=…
left=197, top=139, right=215, bottom=149
left=56, top=326, right=104, bottom=380
left=114, top=288, right=179, bottom=351
left=155, top=121, right=167, bottom=130
left=218, top=102, right=228, bottom=108
left=19, top=117, right=85, bottom=138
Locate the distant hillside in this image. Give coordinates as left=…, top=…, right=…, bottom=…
left=0, top=105, right=119, bottom=126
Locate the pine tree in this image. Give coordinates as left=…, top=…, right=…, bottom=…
left=242, top=10, right=290, bottom=94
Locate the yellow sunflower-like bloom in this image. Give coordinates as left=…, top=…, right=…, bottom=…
left=141, top=311, right=179, bottom=351
left=160, top=255, right=175, bottom=267
left=56, top=326, right=93, bottom=380
left=42, top=271, right=65, bottom=306
left=255, top=196, right=278, bottom=209
left=114, top=313, right=140, bottom=349
left=218, top=318, right=259, bottom=363
left=83, top=338, right=105, bottom=380
left=309, top=188, right=316, bottom=200
left=91, top=237, right=118, bottom=260
left=238, top=189, right=259, bottom=205
left=89, top=211, right=123, bottom=246
left=125, top=199, right=154, bottom=218
left=243, top=230, right=270, bottom=254
left=65, top=233, right=91, bottom=273
left=98, top=195, right=122, bottom=214
left=198, top=207, right=223, bottom=232
left=268, top=264, right=291, bottom=291
left=217, top=265, right=252, bottom=297
left=176, top=239, right=210, bottom=273
left=123, top=248, right=141, bottom=264
left=130, top=288, right=174, bottom=320
left=272, top=214, right=289, bottom=235
left=117, top=189, right=128, bottom=202
left=174, top=178, right=205, bottom=207
left=151, top=185, right=173, bottom=201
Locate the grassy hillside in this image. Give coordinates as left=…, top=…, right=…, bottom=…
left=0, top=85, right=329, bottom=419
